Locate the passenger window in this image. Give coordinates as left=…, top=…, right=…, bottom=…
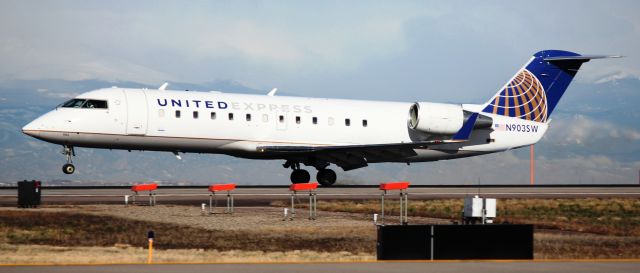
left=312, top=117, right=318, bottom=124
left=229, top=113, right=234, bottom=120
left=158, top=109, right=165, bottom=118
left=279, top=115, right=284, bottom=123
left=246, top=114, right=251, bottom=121
left=296, top=116, right=301, bottom=124
left=210, top=112, right=216, bottom=120
left=345, top=118, right=351, bottom=126
left=362, top=119, right=368, bottom=127
left=262, top=114, right=268, bottom=122
left=328, top=117, right=334, bottom=126
left=175, top=110, right=181, bottom=118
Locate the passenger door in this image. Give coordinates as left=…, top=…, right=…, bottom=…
left=124, top=89, right=148, bottom=135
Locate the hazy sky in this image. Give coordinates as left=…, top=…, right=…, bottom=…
left=1, top=0, right=639, bottom=103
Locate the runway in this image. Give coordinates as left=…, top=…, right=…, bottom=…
left=1, top=185, right=639, bottom=206
left=1, top=261, right=640, bottom=273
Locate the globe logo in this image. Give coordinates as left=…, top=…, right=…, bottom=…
left=486, top=69, right=548, bottom=122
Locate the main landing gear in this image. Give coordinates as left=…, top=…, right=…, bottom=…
left=316, top=169, right=337, bottom=186
left=291, top=168, right=311, bottom=184
left=61, top=145, right=75, bottom=174
left=285, top=161, right=310, bottom=184
left=284, top=160, right=337, bottom=186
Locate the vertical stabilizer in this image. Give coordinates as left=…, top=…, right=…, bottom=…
left=481, top=50, right=616, bottom=122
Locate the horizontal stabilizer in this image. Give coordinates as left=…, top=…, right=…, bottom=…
left=543, top=55, right=622, bottom=61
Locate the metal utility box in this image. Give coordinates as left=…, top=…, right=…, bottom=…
left=463, top=196, right=484, bottom=217
left=463, top=196, right=496, bottom=223
left=17, top=180, right=41, bottom=208
left=484, top=198, right=496, bottom=218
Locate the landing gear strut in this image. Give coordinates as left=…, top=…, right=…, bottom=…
left=61, top=145, right=75, bottom=174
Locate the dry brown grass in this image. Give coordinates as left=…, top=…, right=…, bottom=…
left=0, top=243, right=374, bottom=264
left=273, top=198, right=640, bottom=236
left=499, top=198, right=640, bottom=236
left=534, top=233, right=640, bottom=259
left=0, top=210, right=374, bottom=253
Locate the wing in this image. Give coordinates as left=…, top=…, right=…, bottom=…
left=257, top=139, right=465, bottom=171
left=257, top=111, right=479, bottom=170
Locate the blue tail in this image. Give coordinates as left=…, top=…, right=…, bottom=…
left=482, top=50, right=592, bottom=123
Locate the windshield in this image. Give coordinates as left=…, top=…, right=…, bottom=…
left=60, top=99, right=108, bottom=109
left=84, top=100, right=108, bottom=109
left=61, top=99, right=86, bottom=108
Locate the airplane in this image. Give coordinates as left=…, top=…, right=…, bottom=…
left=21, top=50, right=618, bottom=186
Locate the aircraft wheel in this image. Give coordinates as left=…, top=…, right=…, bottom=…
left=317, top=169, right=337, bottom=186
left=290, top=169, right=310, bottom=184
left=62, top=163, right=75, bottom=174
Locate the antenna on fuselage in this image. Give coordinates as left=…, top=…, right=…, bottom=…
left=159, top=82, right=169, bottom=91
left=267, top=88, right=278, bottom=96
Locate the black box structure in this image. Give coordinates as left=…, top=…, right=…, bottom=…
left=377, top=224, right=533, bottom=260
left=17, top=180, right=41, bottom=208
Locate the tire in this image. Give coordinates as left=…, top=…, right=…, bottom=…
left=62, top=163, right=75, bottom=174
left=290, top=169, right=311, bottom=184
left=317, top=169, right=337, bottom=186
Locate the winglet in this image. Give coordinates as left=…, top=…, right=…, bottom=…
left=452, top=113, right=478, bottom=140
left=159, top=82, right=169, bottom=91
left=267, top=88, right=278, bottom=96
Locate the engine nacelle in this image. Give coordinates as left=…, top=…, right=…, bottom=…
left=408, top=102, right=464, bottom=135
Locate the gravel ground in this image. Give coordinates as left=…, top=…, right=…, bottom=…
left=3, top=204, right=450, bottom=232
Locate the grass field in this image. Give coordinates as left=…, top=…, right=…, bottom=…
left=272, top=198, right=640, bottom=236
left=1, top=198, right=640, bottom=263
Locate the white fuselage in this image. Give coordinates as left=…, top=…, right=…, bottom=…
left=22, top=87, right=547, bottom=164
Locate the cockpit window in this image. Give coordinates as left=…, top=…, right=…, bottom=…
left=61, top=99, right=87, bottom=108
left=84, top=100, right=108, bottom=109
left=60, top=99, right=108, bottom=109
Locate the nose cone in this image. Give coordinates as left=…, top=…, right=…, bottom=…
left=22, top=120, right=40, bottom=137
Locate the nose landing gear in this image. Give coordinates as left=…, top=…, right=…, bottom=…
left=62, top=163, right=75, bottom=174
left=61, top=145, right=75, bottom=174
